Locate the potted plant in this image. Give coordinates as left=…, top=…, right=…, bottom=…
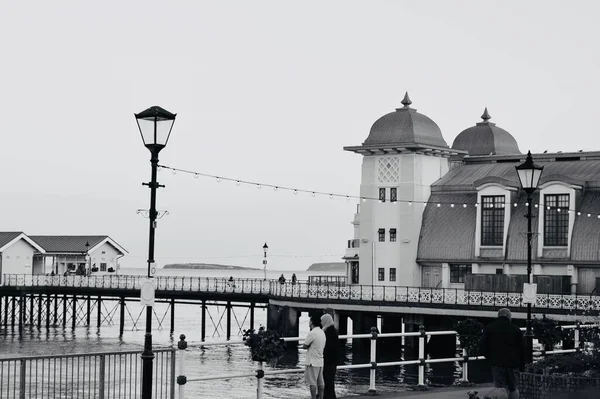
left=107, top=267, right=115, bottom=273
left=91, top=266, right=99, bottom=273
left=532, top=317, right=564, bottom=351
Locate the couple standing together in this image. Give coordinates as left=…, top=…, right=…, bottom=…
left=303, top=314, right=339, bottom=399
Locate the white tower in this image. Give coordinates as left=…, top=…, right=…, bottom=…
left=343, top=93, right=458, bottom=287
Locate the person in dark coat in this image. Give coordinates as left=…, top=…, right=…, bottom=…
left=320, top=313, right=339, bottom=399
left=480, top=308, right=524, bottom=399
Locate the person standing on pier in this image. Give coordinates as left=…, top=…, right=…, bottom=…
left=320, top=313, right=339, bottom=399
left=480, top=308, right=524, bottom=399
left=303, top=315, right=326, bottom=399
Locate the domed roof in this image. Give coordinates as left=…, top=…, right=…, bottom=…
left=362, top=92, right=449, bottom=148
left=452, top=108, right=521, bottom=156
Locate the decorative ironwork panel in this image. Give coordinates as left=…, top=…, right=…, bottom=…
left=361, top=287, right=373, bottom=301
left=431, top=289, right=444, bottom=304
left=547, top=295, right=562, bottom=309
left=576, top=296, right=591, bottom=310
left=384, top=288, right=396, bottom=301
left=419, top=289, right=432, bottom=303
left=308, top=285, right=318, bottom=298
left=481, top=292, right=494, bottom=306
left=396, top=290, right=408, bottom=302
left=535, top=295, right=548, bottom=309
left=562, top=295, right=575, bottom=310
left=339, top=287, right=350, bottom=299
left=350, top=287, right=361, bottom=300
left=372, top=287, right=384, bottom=301
left=328, top=286, right=339, bottom=298
left=444, top=290, right=456, bottom=304
left=407, top=288, right=419, bottom=303
left=494, top=293, right=507, bottom=306
left=508, top=293, right=522, bottom=307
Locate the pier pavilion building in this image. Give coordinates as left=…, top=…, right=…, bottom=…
left=343, top=93, right=600, bottom=295
left=0, top=232, right=127, bottom=280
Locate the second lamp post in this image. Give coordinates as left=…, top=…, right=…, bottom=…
left=135, top=105, right=177, bottom=399
left=515, top=150, right=544, bottom=364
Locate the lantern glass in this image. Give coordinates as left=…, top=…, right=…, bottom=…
left=135, top=106, right=176, bottom=148
left=263, top=243, right=269, bottom=255
left=515, top=151, right=544, bottom=192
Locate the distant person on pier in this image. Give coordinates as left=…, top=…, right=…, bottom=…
left=292, top=273, right=297, bottom=285
left=480, top=308, right=524, bottom=399
left=321, top=313, right=339, bottom=399
left=278, top=274, right=286, bottom=284
left=303, top=315, right=325, bottom=399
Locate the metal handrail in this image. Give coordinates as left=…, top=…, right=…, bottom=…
left=3, top=274, right=600, bottom=311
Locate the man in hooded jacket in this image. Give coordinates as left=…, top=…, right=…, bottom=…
left=321, top=313, right=340, bottom=399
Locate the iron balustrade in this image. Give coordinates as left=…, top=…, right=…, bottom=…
left=3, top=274, right=600, bottom=311
left=175, top=324, right=592, bottom=399
left=0, top=348, right=175, bottom=399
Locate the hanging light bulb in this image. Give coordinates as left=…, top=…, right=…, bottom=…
left=436, top=203, right=441, bottom=207
left=408, top=201, right=412, bottom=206
left=463, top=204, right=467, bottom=208
left=236, top=181, right=241, bottom=186
left=312, top=192, right=316, bottom=197
left=294, top=189, right=298, bottom=195
left=172, top=169, right=177, bottom=175
left=257, top=184, right=262, bottom=189
left=450, top=204, right=454, bottom=208
left=514, top=203, right=518, bottom=207
left=194, top=174, right=199, bottom=179
left=362, top=198, right=366, bottom=202
left=273, top=186, right=278, bottom=192
left=525, top=202, right=529, bottom=207
left=346, top=196, right=350, bottom=201
left=577, top=211, right=581, bottom=216
left=329, top=194, right=333, bottom=199
left=588, top=214, right=592, bottom=217
left=216, top=177, right=221, bottom=183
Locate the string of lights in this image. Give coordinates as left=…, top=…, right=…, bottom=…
left=126, top=253, right=343, bottom=260
left=158, top=164, right=600, bottom=219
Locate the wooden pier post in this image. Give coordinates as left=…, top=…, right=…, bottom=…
left=3, top=296, right=7, bottom=327
left=170, top=298, right=175, bottom=334
left=46, top=294, right=51, bottom=329
left=86, top=296, right=91, bottom=326
left=37, top=295, right=42, bottom=328
left=97, top=296, right=102, bottom=328
left=11, top=296, right=17, bottom=329
left=29, top=294, right=34, bottom=324
left=72, top=295, right=77, bottom=330
left=250, top=302, right=255, bottom=331
left=201, top=300, right=206, bottom=342
left=62, top=295, right=67, bottom=327
left=18, top=295, right=24, bottom=333
left=119, top=297, right=125, bottom=336
left=53, top=294, right=58, bottom=324
left=226, top=301, right=232, bottom=340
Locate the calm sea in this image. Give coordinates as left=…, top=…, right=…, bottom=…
left=0, top=267, right=487, bottom=398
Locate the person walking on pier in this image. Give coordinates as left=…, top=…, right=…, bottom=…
left=321, top=313, right=339, bottom=399
left=303, top=315, right=326, bottom=399
left=480, top=308, right=524, bottom=399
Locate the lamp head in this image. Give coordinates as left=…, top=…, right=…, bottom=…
left=515, top=151, right=544, bottom=193
left=135, top=106, right=177, bottom=151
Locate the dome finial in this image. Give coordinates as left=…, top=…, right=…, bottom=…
left=481, top=107, right=491, bottom=122
left=401, top=91, right=412, bottom=108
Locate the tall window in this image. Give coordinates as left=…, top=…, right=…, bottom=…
left=378, top=268, right=385, bottom=281
left=450, top=264, right=472, bottom=283
left=379, top=188, right=386, bottom=202
left=389, top=228, right=397, bottom=242
left=100, top=262, right=107, bottom=272
left=389, top=268, right=396, bottom=282
left=390, top=188, right=397, bottom=202
left=351, top=262, right=359, bottom=284
left=378, top=228, right=385, bottom=242
left=544, top=194, right=569, bottom=246
left=481, top=195, right=505, bottom=246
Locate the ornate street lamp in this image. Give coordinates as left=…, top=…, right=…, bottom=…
left=135, top=105, right=176, bottom=399
left=515, top=150, right=544, bottom=364
left=263, top=243, right=269, bottom=280
left=84, top=241, right=90, bottom=275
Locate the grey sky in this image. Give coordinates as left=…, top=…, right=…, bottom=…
left=2, top=1, right=599, bottom=271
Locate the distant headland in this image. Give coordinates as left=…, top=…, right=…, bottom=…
left=163, top=263, right=258, bottom=270
left=306, top=262, right=346, bottom=272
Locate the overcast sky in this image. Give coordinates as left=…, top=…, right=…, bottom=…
left=1, top=1, right=599, bottom=271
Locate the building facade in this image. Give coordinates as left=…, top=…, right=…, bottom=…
left=343, top=93, right=600, bottom=294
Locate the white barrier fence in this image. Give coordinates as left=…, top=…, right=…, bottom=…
left=175, top=323, right=595, bottom=399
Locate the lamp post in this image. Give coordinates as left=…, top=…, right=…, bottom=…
left=263, top=243, right=268, bottom=280
left=515, top=150, right=544, bottom=364
left=135, top=105, right=176, bottom=399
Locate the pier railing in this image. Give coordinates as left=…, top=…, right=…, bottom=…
left=0, top=348, right=175, bottom=399
left=175, top=323, right=593, bottom=399
left=3, top=274, right=600, bottom=311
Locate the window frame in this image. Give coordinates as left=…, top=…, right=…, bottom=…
left=390, top=188, right=397, bottom=203
left=389, top=268, right=396, bottom=282
left=481, top=195, right=505, bottom=246
left=449, top=264, right=472, bottom=284
left=544, top=194, right=569, bottom=247
left=389, top=228, right=397, bottom=242
left=379, top=188, right=386, bottom=202
left=378, top=228, right=385, bottom=242
left=378, top=268, right=385, bottom=281
left=100, top=262, right=107, bottom=272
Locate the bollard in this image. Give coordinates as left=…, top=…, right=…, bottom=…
left=368, top=326, right=378, bottom=395
left=417, top=325, right=426, bottom=389
left=177, top=334, right=188, bottom=399
left=575, top=322, right=581, bottom=351
left=462, top=348, right=469, bottom=383
left=256, top=361, right=264, bottom=399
